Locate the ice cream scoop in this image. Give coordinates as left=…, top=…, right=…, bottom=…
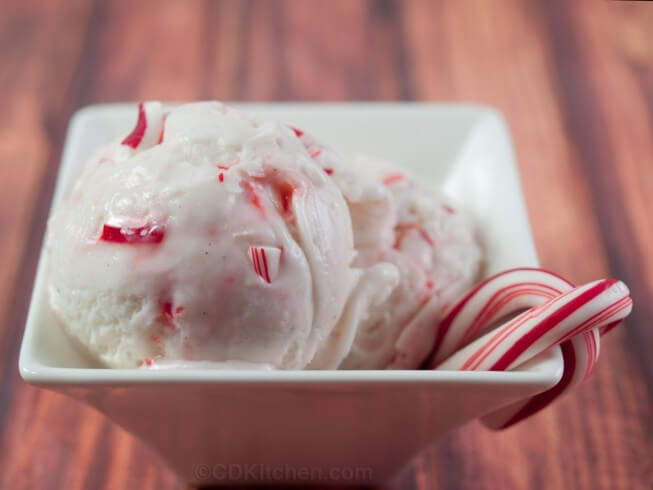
left=47, top=102, right=357, bottom=369
left=292, top=132, right=483, bottom=369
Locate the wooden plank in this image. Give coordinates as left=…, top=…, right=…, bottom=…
left=1, top=0, right=652, bottom=489
left=0, top=4, right=99, bottom=489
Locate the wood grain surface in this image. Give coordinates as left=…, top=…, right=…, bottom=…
left=1, top=1, right=652, bottom=489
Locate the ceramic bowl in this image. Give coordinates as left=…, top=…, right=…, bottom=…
left=19, top=103, right=561, bottom=486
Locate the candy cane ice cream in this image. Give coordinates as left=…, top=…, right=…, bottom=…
left=295, top=147, right=483, bottom=369
left=47, top=102, right=358, bottom=369
left=47, top=101, right=482, bottom=370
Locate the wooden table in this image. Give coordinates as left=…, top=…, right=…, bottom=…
left=2, top=1, right=652, bottom=488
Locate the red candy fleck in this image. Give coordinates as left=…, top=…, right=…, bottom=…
left=100, top=224, right=166, bottom=244
left=162, top=301, right=174, bottom=322
left=217, top=164, right=229, bottom=182
left=426, top=279, right=434, bottom=289
left=242, top=181, right=264, bottom=214
left=264, top=173, right=298, bottom=216
left=308, top=146, right=322, bottom=158
left=144, top=358, right=153, bottom=367
left=324, top=167, right=334, bottom=175
left=159, top=300, right=183, bottom=329
left=157, top=113, right=167, bottom=144
left=442, top=204, right=456, bottom=214
left=416, top=227, right=435, bottom=247
left=383, top=173, right=404, bottom=186
left=394, top=224, right=435, bottom=249
left=290, top=126, right=304, bottom=137
left=122, top=102, right=147, bottom=148
left=260, top=249, right=271, bottom=283
left=278, top=182, right=294, bottom=214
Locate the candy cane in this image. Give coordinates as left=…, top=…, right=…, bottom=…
left=421, top=268, right=574, bottom=368
left=425, top=268, right=632, bottom=429
left=122, top=101, right=165, bottom=150
left=437, top=279, right=630, bottom=371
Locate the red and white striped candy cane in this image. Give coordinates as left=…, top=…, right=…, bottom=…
left=437, top=278, right=630, bottom=371
left=122, top=101, right=165, bottom=150
left=423, top=268, right=632, bottom=429
left=421, top=268, right=574, bottom=368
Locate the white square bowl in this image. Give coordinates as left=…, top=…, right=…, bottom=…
left=19, top=103, right=562, bottom=486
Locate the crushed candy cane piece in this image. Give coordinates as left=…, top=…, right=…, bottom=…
left=122, top=101, right=165, bottom=150
left=100, top=224, right=166, bottom=244
left=249, top=246, right=282, bottom=284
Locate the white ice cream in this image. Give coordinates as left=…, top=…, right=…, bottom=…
left=47, top=101, right=482, bottom=370
left=47, top=102, right=357, bottom=369
left=297, top=131, right=483, bottom=369
left=340, top=156, right=482, bottom=369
